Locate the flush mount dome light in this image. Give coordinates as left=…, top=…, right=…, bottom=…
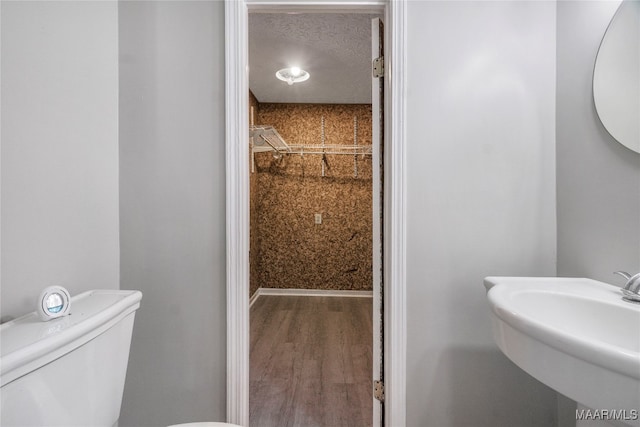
left=275, top=66, right=310, bottom=85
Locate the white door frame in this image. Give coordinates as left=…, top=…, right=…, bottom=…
left=224, top=1, right=407, bottom=425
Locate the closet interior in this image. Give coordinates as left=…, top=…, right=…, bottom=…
left=249, top=93, right=374, bottom=298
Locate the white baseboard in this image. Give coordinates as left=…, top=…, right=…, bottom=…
left=249, top=287, right=373, bottom=307
left=249, top=289, right=261, bottom=308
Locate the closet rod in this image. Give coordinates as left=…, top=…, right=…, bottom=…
left=286, top=145, right=372, bottom=156
left=284, top=150, right=372, bottom=155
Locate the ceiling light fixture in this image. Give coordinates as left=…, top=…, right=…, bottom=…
left=275, top=67, right=310, bottom=85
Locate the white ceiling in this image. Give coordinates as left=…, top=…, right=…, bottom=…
left=248, top=13, right=380, bottom=104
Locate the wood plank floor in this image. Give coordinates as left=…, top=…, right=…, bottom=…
left=250, top=295, right=373, bottom=427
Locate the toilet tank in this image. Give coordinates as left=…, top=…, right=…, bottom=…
left=0, top=290, right=142, bottom=427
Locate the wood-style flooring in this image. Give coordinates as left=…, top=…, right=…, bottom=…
left=250, top=295, right=373, bottom=427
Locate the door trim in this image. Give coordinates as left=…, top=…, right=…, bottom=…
left=224, top=1, right=407, bottom=425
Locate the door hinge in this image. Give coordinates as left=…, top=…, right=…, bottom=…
left=373, top=380, right=385, bottom=402
left=372, top=56, right=384, bottom=78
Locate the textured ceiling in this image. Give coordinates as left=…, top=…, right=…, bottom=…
left=249, top=13, right=380, bottom=104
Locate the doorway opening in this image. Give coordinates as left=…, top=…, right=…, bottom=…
left=247, top=11, right=383, bottom=426
left=224, top=1, right=407, bottom=426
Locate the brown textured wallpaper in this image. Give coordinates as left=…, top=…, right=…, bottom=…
left=250, top=102, right=373, bottom=297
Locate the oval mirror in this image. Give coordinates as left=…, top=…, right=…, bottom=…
left=593, top=0, right=640, bottom=153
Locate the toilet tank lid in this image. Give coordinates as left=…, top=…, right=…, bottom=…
left=1, top=290, right=142, bottom=386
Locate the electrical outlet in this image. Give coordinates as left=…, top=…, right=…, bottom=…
left=314, top=213, right=322, bottom=224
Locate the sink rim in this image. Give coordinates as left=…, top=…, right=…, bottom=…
left=485, top=276, right=640, bottom=381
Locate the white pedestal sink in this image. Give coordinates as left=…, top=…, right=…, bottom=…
left=484, top=277, right=640, bottom=427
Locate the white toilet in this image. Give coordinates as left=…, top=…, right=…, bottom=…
left=0, top=289, right=241, bottom=427
left=0, top=289, right=142, bottom=427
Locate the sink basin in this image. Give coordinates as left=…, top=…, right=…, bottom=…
left=485, top=277, right=640, bottom=426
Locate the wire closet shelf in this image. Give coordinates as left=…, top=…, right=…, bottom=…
left=249, top=125, right=372, bottom=157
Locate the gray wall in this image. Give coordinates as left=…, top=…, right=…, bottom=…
left=118, top=1, right=227, bottom=426
left=1, top=1, right=120, bottom=320
left=405, top=2, right=559, bottom=426
left=557, top=1, right=640, bottom=284
left=556, top=3, right=640, bottom=423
